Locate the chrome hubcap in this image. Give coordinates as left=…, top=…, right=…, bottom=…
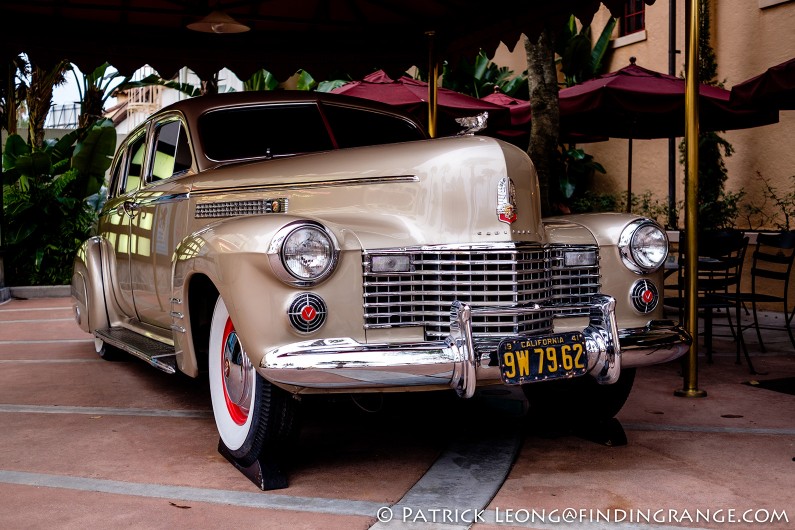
left=222, top=330, right=252, bottom=411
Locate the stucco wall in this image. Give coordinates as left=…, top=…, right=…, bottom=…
left=495, top=0, right=795, bottom=230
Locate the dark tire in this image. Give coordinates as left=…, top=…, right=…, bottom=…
left=522, top=369, right=636, bottom=427
left=208, top=297, right=300, bottom=466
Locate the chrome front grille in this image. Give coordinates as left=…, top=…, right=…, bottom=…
left=362, top=243, right=600, bottom=347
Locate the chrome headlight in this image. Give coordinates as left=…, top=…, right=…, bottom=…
left=618, top=220, right=668, bottom=274
left=268, top=221, right=339, bottom=286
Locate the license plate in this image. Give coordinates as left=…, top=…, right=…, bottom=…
left=497, top=332, right=587, bottom=385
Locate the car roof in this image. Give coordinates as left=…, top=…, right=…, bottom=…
left=152, top=90, right=424, bottom=128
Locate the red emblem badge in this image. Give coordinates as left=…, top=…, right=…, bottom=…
left=300, top=305, right=317, bottom=322
left=642, top=289, right=654, bottom=304
left=496, top=177, right=517, bottom=224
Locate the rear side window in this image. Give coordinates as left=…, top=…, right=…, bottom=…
left=323, top=104, right=425, bottom=148
left=199, top=104, right=333, bottom=161
left=151, top=120, right=192, bottom=182
left=123, top=134, right=147, bottom=194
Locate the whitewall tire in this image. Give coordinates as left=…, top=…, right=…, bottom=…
left=208, top=296, right=299, bottom=465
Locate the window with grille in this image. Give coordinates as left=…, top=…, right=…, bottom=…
left=621, top=0, right=646, bottom=35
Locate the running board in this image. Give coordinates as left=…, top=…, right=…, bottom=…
left=95, top=328, right=177, bottom=374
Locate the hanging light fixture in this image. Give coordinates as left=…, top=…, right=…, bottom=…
left=187, top=10, right=250, bottom=34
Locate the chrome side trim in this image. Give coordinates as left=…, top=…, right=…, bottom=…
left=134, top=192, right=191, bottom=206
left=190, top=175, right=418, bottom=196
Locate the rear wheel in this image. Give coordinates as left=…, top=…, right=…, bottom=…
left=208, top=296, right=299, bottom=466
left=522, top=369, right=636, bottom=427
left=94, top=337, right=124, bottom=361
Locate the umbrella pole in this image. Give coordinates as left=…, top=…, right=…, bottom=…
left=675, top=0, right=707, bottom=398
left=426, top=30, right=439, bottom=138
left=626, top=138, right=633, bottom=213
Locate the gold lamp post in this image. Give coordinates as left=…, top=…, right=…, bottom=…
left=675, top=0, right=707, bottom=399
left=426, top=31, right=439, bottom=139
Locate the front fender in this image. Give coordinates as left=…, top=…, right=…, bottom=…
left=544, top=213, right=668, bottom=328
left=172, top=215, right=365, bottom=377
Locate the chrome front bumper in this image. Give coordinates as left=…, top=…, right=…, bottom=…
left=260, top=295, right=691, bottom=398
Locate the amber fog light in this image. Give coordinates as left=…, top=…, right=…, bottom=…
left=630, top=279, right=659, bottom=313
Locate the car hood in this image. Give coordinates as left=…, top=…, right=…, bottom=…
left=187, top=136, right=544, bottom=249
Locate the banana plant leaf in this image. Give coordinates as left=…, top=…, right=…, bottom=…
left=71, top=122, right=116, bottom=197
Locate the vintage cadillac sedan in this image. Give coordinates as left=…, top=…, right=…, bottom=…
left=72, top=91, right=689, bottom=474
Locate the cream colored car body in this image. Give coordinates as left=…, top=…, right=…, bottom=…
left=72, top=92, right=688, bottom=400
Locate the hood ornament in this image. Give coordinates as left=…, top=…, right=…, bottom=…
left=455, top=112, right=488, bottom=135
left=496, top=177, right=517, bottom=224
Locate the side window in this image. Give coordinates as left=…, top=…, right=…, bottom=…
left=621, top=0, right=645, bottom=35
left=322, top=104, right=425, bottom=148
left=123, top=134, right=146, bottom=194
left=108, top=154, right=124, bottom=197
left=150, top=120, right=192, bottom=183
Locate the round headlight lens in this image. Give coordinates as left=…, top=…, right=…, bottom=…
left=282, top=225, right=335, bottom=281
left=630, top=223, right=667, bottom=271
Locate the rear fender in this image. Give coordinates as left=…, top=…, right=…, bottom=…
left=71, top=237, right=110, bottom=333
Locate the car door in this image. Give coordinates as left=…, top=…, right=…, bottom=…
left=128, top=115, right=194, bottom=329
left=99, top=129, right=148, bottom=320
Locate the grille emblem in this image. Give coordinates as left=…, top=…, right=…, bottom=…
left=496, top=177, right=517, bottom=224
left=288, top=293, right=327, bottom=333
left=630, top=280, right=659, bottom=313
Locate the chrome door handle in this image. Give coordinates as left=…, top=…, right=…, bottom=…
left=119, top=201, right=141, bottom=218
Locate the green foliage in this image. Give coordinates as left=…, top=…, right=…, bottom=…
left=117, top=73, right=202, bottom=98
left=679, top=128, right=741, bottom=231
left=741, top=173, right=795, bottom=231
left=76, top=62, right=133, bottom=127
left=556, top=15, right=617, bottom=87
left=2, top=120, right=116, bottom=285
left=0, top=54, right=30, bottom=134
left=293, top=70, right=317, bottom=91
left=439, top=50, right=529, bottom=99
left=551, top=15, right=613, bottom=206
left=677, top=0, right=738, bottom=233
left=558, top=146, right=605, bottom=199
left=243, top=69, right=279, bottom=91
left=316, top=79, right=349, bottom=93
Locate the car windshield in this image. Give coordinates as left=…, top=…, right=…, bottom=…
left=198, top=102, right=425, bottom=162
left=321, top=103, right=425, bottom=147
left=199, top=104, right=334, bottom=161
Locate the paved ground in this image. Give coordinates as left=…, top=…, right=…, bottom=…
left=0, top=297, right=792, bottom=529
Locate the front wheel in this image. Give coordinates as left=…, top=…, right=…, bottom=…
left=522, top=369, right=636, bottom=427
left=208, top=297, right=299, bottom=466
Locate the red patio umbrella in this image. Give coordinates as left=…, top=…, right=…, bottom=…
left=333, top=70, right=511, bottom=135
left=480, top=90, right=606, bottom=147
left=558, top=59, right=779, bottom=210
left=729, top=57, right=795, bottom=111
left=482, top=90, right=532, bottom=127
left=479, top=90, right=533, bottom=147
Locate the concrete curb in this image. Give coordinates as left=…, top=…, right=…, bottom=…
left=0, top=285, right=71, bottom=301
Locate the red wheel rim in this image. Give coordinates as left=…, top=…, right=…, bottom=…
left=221, top=317, right=248, bottom=426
